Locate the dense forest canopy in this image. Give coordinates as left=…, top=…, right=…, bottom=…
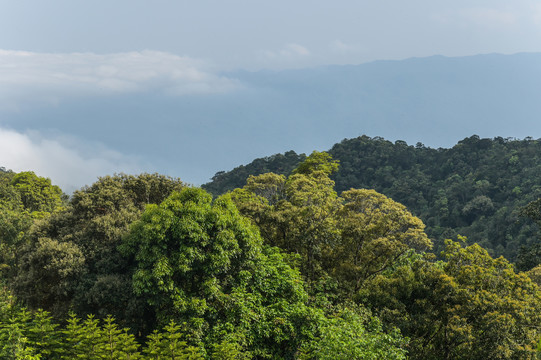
left=204, top=135, right=541, bottom=261
left=1, top=143, right=541, bottom=359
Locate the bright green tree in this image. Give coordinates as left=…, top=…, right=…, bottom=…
left=122, top=187, right=314, bottom=357
left=99, top=316, right=142, bottom=360
left=9, top=171, right=64, bottom=215
left=0, top=284, right=39, bottom=360
left=231, top=152, right=431, bottom=293
left=25, top=309, right=62, bottom=359
left=361, top=239, right=541, bottom=359
left=298, top=307, right=406, bottom=360
left=143, top=320, right=204, bottom=359
left=292, top=150, right=339, bottom=176
left=123, top=186, right=408, bottom=358
left=231, top=152, right=342, bottom=280
left=334, top=188, right=432, bottom=292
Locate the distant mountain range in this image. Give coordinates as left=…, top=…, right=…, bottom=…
left=4, top=53, right=541, bottom=186
left=224, top=52, right=541, bottom=149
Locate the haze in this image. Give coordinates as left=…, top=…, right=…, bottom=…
left=1, top=0, right=541, bottom=190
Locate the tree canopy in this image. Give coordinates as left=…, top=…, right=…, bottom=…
left=1, top=147, right=541, bottom=359
left=121, top=187, right=407, bottom=358
left=204, top=135, right=541, bottom=261
left=361, top=239, right=541, bottom=359
left=230, top=151, right=432, bottom=293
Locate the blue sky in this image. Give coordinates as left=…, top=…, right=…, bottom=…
left=1, top=1, right=541, bottom=189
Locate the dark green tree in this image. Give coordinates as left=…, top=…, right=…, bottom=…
left=14, top=173, right=184, bottom=334
left=0, top=170, right=65, bottom=277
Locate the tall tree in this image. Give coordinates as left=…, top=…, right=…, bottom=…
left=231, top=152, right=431, bottom=291
left=14, top=173, right=184, bottom=334
left=0, top=170, right=66, bottom=276
left=334, top=188, right=431, bottom=292
left=122, top=187, right=314, bottom=357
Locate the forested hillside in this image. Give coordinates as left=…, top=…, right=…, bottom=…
left=204, top=135, right=541, bottom=261
left=1, top=153, right=541, bottom=359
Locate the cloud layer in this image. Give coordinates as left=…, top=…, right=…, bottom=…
left=0, top=127, right=143, bottom=192
left=0, top=50, right=239, bottom=111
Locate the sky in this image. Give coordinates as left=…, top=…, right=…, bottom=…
left=1, top=1, right=541, bottom=190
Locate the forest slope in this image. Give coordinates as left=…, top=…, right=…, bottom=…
left=203, top=135, right=541, bottom=260
left=1, top=157, right=540, bottom=358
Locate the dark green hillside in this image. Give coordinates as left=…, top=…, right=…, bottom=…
left=203, top=150, right=306, bottom=195
left=204, top=135, right=541, bottom=260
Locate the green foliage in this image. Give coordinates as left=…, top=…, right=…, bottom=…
left=123, top=188, right=263, bottom=324
left=0, top=207, right=32, bottom=275
left=100, top=316, right=142, bottom=359
left=335, top=189, right=432, bottom=291
left=14, top=237, right=85, bottom=316
left=13, top=238, right=84, bottom=313
left=0, top=281, right=407, bottom=359
left=203, top=151, right=306, bottom=195
left=10, top=171, right=64, bottom=214
left=211, top=340, right=251, bottom=360
left=292, top=151, right=339, bottom=176
left=0, top=170, right=65, bottom=276
left=518, top=198, right=541, bottom=271
left=298, top=307, right=407, bottom=360
left=7, top=147, right=541, bottom=359
left=204, top=135, right=541, bottom=260
left=122, top=187, right=322, bottom=357
left=330, top=135, right=541, bottom=261
left=0, top=306, right=39, bottom=359
left=14, top=173, right=184, bottom=334
left=0, top=285, right=60, bottom=359
left=521, top=198, right=541, bottom=226
left=361, top=239, right=541, bottom=359
left=143, top=321, right=204, bottom=359
left=231, top=153, right=431, bottom=292
left=527, top=265, right=541, bottom=287
left=60, top=313, right=142, bottom=359
left=25, top=310, right=62, bottom=359
left=230, top=157, right=342, bottom=280
left=0, top=287, right=143, bottom=359
left=61, top=313, right=142, bottom=359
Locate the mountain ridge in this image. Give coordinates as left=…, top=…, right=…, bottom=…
left=203, top=134, right=541, bottom=261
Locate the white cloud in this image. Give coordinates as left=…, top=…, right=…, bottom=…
left=432, top=7, right=518, bottom=28
left=330, top=40, right=360, bottom=54
left=430, top=7, right=521, bottom=28
left=0, top=127, right=143, bottom=192
left=262, top=43, right=311, bottom=59
left=531, top=3, right=541, bottom=24
left=460, top=7, right=517, bottom=27
left=0, top=50, right=240, bottom=111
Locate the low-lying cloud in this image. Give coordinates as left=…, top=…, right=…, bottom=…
left=0, top=127, right=144, bottom=192
left=0, top=49, right=240, bottom=111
